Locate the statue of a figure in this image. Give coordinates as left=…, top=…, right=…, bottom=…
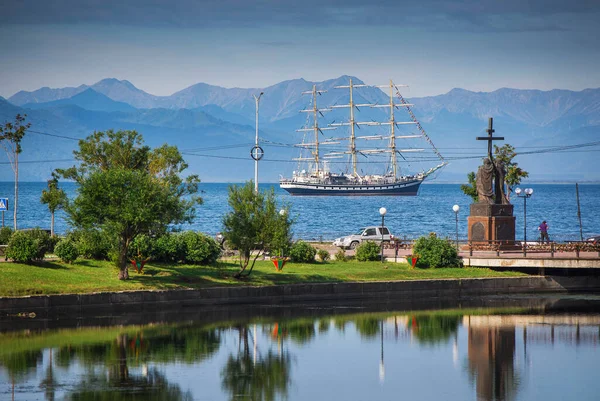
left=494, top=159, right=509, bottom=204
left=476, top=158, right=495, bottom=204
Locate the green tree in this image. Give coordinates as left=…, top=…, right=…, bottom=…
left=460, top=171, right=478, bottom=203
left=0, top=114, right=30, bottom=230
left=56, top=130, right=202, bottom=280
left=222, top=181, right=292, bottom=278
left=40, top=175, right=68, bottom=236
left=493, top=144, right=529, bottom=201
left=460, top=144, right=529, bottom=203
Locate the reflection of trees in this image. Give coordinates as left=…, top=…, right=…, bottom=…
left=221, top=326, right=291, bottom=401
left=410, top=315, right=461, bottom=345
left=467, top=326, right=519, bottom=401
left=54, top=326, right=221, bottom=369
left=0, top=349, right=43, bottom=400
left=68, top=367, right=192, bottom=401
left=286, top=321, right=315, bottom=345
left=354, top=317, right=381, bottom=339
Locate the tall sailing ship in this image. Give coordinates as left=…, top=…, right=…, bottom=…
left=279, top=79, right=447, bottom=196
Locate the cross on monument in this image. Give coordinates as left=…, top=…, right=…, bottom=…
left=476, top=117, right=504, bottom=161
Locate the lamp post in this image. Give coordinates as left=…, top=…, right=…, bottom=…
left=253, top=92, right=264, bottom=193
left=379, top=207, right=387, bottom=263
left=452, top=205, right=460, bottom=251
left=515, top=187, right=533, bottom=256
left=279, top=209, right=287, bottom=258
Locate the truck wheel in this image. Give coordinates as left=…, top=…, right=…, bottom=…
left=349, top=241, right=359, bottom=250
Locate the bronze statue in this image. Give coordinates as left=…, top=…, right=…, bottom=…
left=476, top=158, right=494, bottom=204
left=476, top=157, right=510, bottom=205
left=494, top=159, right=509, bottom=204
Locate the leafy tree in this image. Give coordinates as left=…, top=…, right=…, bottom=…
left=222, top=181, right=292, bottom=278
left=40, top=174, right=68, bottom=236
left=493, top=144, right=529, bottom=201
left=56, top=130, right=202, bottom=280
left=460, top=143, right=528, bottom=202
left=460, top=171, right=478, bottom=203
left=0, top=114, right=30, bottom=230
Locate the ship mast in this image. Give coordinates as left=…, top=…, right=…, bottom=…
left=349, top=79, right=357, bottom=176
left=296, top=85, right=336, bottom=174
left=388, top=80, right=398, bottom=178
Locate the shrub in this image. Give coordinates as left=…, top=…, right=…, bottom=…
left=69, top=230, right=112, bottom=260
left=289, top=241, right=316, bottom=263
left=54, top=238, right=79, bottom=263
left=317, top=249, right=330, bottom=262
left=0, top=227, right=13, bottom=245
left=153, top=233, right=185, bottom=263
left=412, top=233, right=460, bottom=268
left=355, top=241, right=382, bottom=261
left=6, top=231, right=39, bottom=263
left=335, top=248, right=347, bottom=262
left=24, top=228, right=53, bottom=260
left=179, top=231, right=221, bottom=265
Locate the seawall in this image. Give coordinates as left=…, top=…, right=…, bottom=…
left=2, top=276, right=599, bottom=320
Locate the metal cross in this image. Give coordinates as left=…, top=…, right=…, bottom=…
left=476, top=117, right=504, bottom=161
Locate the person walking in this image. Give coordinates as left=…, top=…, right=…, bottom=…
left=538, top=221, right=550, bottom=244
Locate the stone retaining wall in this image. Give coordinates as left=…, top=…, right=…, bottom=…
left=1, top=276, right=599, bottom=319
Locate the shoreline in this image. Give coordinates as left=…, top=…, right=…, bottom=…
left=2, top=276, right=600, bottom=321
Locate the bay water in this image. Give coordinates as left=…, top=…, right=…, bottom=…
left=2, top=182, right=599, bottom=242
left=1, top=295, right=599, bottom=401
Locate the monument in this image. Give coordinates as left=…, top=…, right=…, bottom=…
left=468, top=118, right=516, bottom=245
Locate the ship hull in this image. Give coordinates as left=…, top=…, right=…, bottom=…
left=280, top=179, right=423, bottom=196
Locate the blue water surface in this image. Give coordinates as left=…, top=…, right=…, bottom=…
left=2, top=182, right=598, bottom=241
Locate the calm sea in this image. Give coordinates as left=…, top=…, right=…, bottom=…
left=2, top=182, right=599, bottom=242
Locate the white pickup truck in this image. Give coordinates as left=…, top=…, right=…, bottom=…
left=333, top=226, right=393, bottom=250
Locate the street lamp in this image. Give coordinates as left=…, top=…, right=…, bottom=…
left=379, top=207, right=387, bottom=263
left=279, top=209, right=287, bottom=258
left=452, top=204, right=460, bottom=251
left=515, top=187, right=533, bottom=256
left=253, top=92, right=264, bottom=193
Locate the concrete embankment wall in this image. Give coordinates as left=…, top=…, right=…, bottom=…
left=1, top=276, right=599, bottom=318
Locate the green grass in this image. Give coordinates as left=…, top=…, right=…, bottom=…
left=0, top=258, right=527, bottom=297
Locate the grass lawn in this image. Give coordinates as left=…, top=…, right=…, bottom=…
left=0, top=258, right=527, bottom=297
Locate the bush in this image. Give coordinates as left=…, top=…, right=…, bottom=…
left=412, top=233, right=460, bottom=268
left=24, top=228, right=53, bottom=260
left=317, top=249, right=330, bottom=262
left=153, top=233, right=185, bottom=263
left=355, top=241, right=382, bottom=261
left=69, top=229, right=112, bottom=260
left=54, top=238, right=79, bottom=263
left=179, top=231, right=221, bottom=265
left=6, top=231, right=40, bottom=263
left=0, top=227, right=13, bottom=245
left=335, top=249, right=347, bottom=262
left=289, top=241, right=316, bottom=263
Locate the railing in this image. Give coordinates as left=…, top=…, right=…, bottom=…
left=465, top=240, right=600, bottom=259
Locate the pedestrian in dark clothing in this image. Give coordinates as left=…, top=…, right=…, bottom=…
left=538, top=221, right=549, bottom=244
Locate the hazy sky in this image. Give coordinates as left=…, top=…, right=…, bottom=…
left=1, top=0, right=599, bottom=98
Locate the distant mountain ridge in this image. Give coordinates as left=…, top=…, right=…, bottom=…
left=3, top=76, right=600, bottom=183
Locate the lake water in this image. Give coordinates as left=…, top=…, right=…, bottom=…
left=2, top=182, right=599, bottom=242
left=1, top=295, right=599, bottom=401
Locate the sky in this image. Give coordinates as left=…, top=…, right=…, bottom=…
left=1, top=0, right=600, bottom=98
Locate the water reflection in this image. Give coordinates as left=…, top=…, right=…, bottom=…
left=1, top=298, right=599, bottom=401
left=467, top=324, right=518, bottom=401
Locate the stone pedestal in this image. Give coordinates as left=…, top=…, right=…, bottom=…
left=468, top=204, right=516, bottom=246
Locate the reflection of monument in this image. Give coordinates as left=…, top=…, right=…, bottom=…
left=467, top=325, right=519, bottom=401
left=468, top=118, right=516, bottom=245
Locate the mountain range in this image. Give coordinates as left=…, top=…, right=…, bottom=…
left=2, top=76, right=599, bottom=183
